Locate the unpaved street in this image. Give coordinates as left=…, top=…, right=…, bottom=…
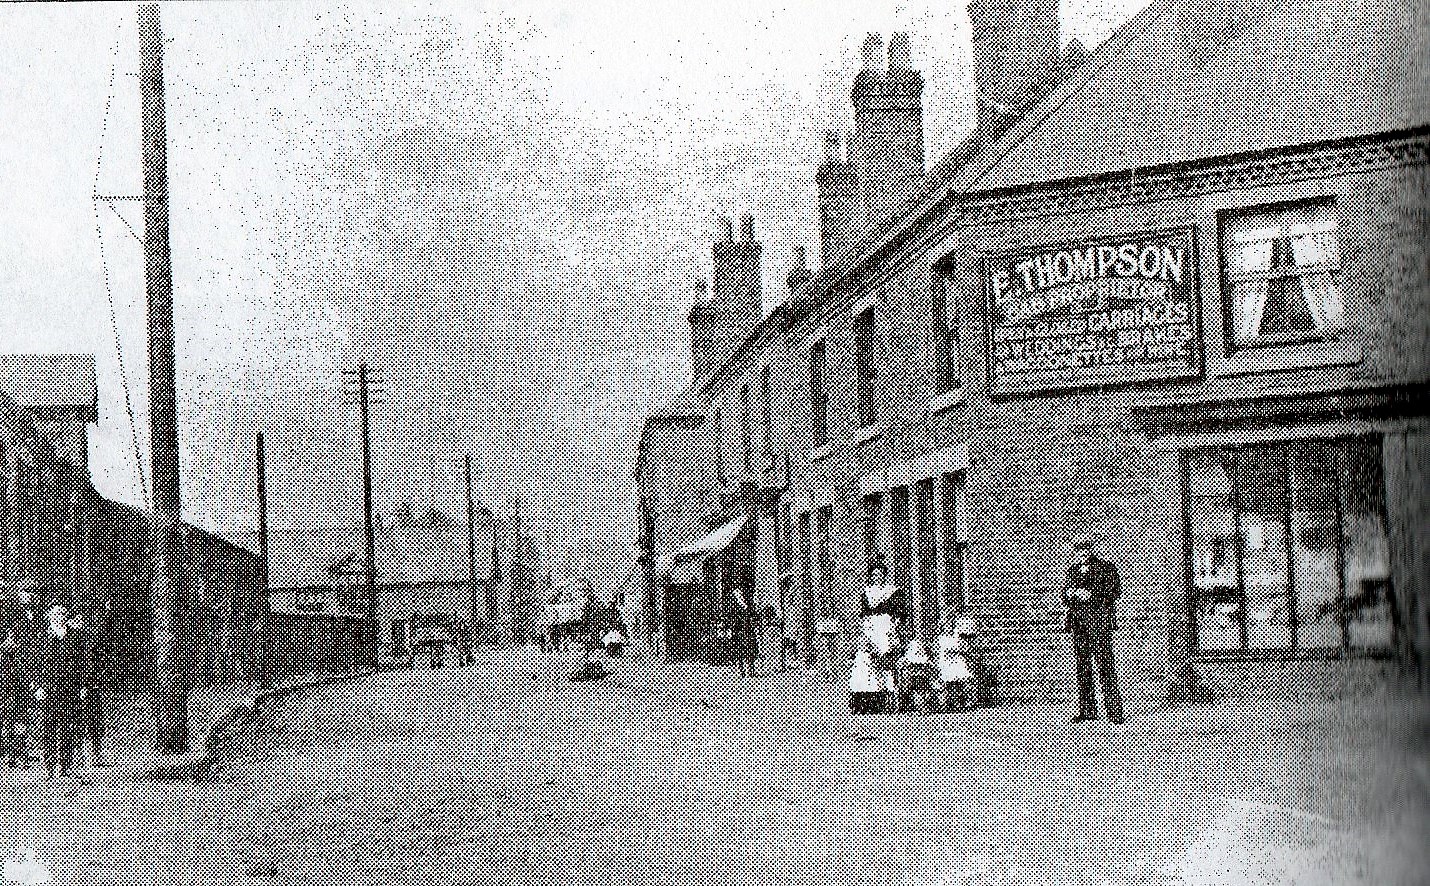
left=2, top=651, right=1427, bottom=886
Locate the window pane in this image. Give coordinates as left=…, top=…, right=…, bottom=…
left=1187, top=450, right=1238, bottom=652
left=1257, top=277, right=1318, bottom=337
left=1234, top=448, right=1294, bottom=650
left=1341, top=440, right=1393, bottom=650
left=1290, top=443, right=1344, bottom=649
left=1230, top=279, right=1270, bottom=345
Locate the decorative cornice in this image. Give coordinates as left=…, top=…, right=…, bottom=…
left=957, top=128, right=1430, bottom=229
left=781, top=127, right=1430, bottom=335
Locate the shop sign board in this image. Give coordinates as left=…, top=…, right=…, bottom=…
left=983, top=227, right=1201, bottom=396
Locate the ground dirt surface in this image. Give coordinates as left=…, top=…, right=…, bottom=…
left=1, top=649, right=1426, bottom=886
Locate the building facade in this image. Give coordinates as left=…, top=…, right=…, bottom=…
left=638, top=0, right=1430, bottom=695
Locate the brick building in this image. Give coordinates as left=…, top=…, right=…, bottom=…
left=0, top=355, right=268, bottom=688
left=637, top=0, right=1430, bottom=696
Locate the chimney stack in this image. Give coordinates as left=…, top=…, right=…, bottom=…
left=966, top=0, right=1060, bottom=129
left=849, top=32, right=925, bottom=228
left=689, top=217, right=763, bottom=383
left=816, top=130, right=859, bottom=269
left=787, top=244, right=813, bottom=293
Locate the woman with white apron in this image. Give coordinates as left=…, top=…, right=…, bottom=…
left=856, top=560, right=906, bottom=711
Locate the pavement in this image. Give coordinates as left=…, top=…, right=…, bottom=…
left=0, top=648, right=1426, bottom=886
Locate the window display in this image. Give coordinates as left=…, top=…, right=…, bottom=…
left=1183, top=438, right=1393, bottom=655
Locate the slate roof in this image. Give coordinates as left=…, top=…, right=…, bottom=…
left=0, top=355, right=98, bottom=419
left=970, top=0, right=1429, bottom=191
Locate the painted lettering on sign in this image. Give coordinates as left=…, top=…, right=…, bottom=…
left=984, top=229, right=1200, bottom=396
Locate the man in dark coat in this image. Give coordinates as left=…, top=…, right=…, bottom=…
left=75, top=605, right=112, bottom=767
left=36, top=603, right=86, bottom=779
left=2, top=588, right=43, bottom=767
left=1063, top=534, right=1125, bottom=724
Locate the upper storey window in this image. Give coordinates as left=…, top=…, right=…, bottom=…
left=1222, top=201, right=1345, bottom=350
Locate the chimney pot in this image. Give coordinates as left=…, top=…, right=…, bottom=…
left=861, top=33, right=883, bottom=72
left=740, top=214, right=755, bottom=241
left=718, top=216, right=734, bottom=241
left=823, top=131, right=840, bottom=163
left=888, top=33, right=911, bottom=70
left=794, top=244, right=807, bottom=267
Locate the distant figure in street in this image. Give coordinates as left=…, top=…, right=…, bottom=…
left=859, top=560, right=904, bottom=704
left=1, top=630, right=26, bottom=767
left=730, top=593, right=758, bottom=678
left=75, top=606, right=111, bottom=766
left=37, top=604, right=86, bottom=779
left=3, top=589, right=43, bottom=767
left=1062, top=533, right=1125, bottom=724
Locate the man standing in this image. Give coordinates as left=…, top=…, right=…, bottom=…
left=37, top=604, right=85, bottom=779
left=1063, top=534, right=1125, bottom=725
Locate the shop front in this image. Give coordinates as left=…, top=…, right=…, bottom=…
left=1137, top=386, right=1429, bottom=681
left=658, top=516, right=754, bottom=661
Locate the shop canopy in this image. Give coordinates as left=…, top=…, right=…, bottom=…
left=657, top=516, right=749, bottom=582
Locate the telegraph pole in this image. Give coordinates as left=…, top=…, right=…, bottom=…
left=342, top=363, right=383, bottom=665
left=139, top=3, right=188, bottom=754
left=465, top=455, right=478, bottom=628
left=257, top=432, right=272, bottom=691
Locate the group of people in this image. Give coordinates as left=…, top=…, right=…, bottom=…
left=851, top=531, right=1125, bottom=724
left=1, top=589, right=107, bottom=779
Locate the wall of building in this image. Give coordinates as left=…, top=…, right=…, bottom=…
left=676, top=130, right=1430, bottom=695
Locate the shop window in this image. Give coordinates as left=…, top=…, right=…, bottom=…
left=1184, top=438, right=1393, bottom=655
left=809, top=340, right=829, bottom=447
left=1221, top=200, right=1345, bottom=350
left=930, top=264, right=960, bottom=394
left=797, top=510, right=814, bottom=653
left=854, top=307, right=878, bottom=428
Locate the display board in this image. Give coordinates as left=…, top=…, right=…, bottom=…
left=983, top=228, right=1201, bottom=396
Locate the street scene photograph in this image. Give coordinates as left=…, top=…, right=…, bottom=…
left=0, top=0, right=1427, bottom=883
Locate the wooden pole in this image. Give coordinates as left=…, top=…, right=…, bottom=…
left=465, top=455, right=478, bottom=628
left=139, top=2, right=188, bottom=754
left=257, top=432, right=272, bottom=691
left=360, top=363, right=377, bottom=664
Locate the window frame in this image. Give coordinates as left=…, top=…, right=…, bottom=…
left=1181, top=436, right=1394, bottom=659
left=930, top=259, right=960, bottom=396
left=739, top=383, right=753, bottom=475
left=1218, top=198, right=1346, bottom=353
left=853, top=306, right=878, bottom=429
left=809, top=338, right=830, bottom=447
left=759, top=365, right=773, bottom=461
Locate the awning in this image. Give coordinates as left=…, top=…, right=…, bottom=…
left=657, top=516, right=749, bottom=579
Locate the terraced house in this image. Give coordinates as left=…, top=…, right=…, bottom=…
left=636, top=0, right=1430, bottom=697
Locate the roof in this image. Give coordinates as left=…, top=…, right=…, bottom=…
left=228, top=524, right=479, bottom=589
left=971, top=0, right=1428, bottom=190
left=0, top=355, right=98, bottom=418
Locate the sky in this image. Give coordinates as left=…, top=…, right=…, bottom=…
left=0, top=0, right=1145, bottom=593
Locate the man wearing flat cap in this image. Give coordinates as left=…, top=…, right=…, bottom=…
left=1063, top=532, right=1124, bottom=724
